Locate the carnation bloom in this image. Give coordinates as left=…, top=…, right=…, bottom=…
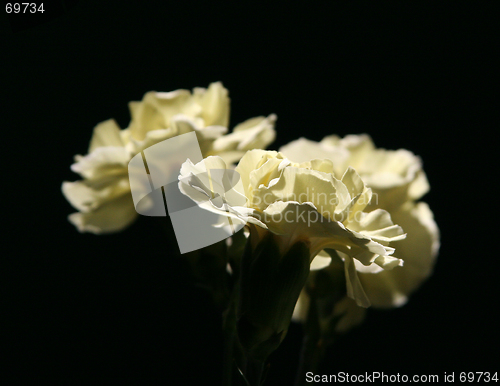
left=281, top=135, right=439, bottom=331
left=62, top=82, right=276, bottom=234
left=178, top=149, right=406, bottom=307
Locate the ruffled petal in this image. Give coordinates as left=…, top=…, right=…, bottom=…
left=68, top=193, right=138, bottom=234
left=70, top=147, right=130, bottom=180
left=89, top=119, right=124, bottom=152
left=62, top=177, right=130, bottom=213
left=358, top=202, right=439, bottom=308
left=210, top=114, right=277, bottom=164
left=128, top=89, right=197, bottom=141
left=193, top=81, right=230, bottom=127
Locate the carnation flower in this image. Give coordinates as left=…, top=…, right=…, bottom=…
left=62, top=82, right=276, bottom=234
left=281, top=135, right=439, bottom=330
left=178, top=149, right=406, bottom=307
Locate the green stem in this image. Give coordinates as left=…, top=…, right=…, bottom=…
left=222, top=319, right=236, bottom=386
left=222, top=258, right=242, bottom=386
left=294, top=294, right=324, bottom=386
left=244, top=358, right=265, bottom=386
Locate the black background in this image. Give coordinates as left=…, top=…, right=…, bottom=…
left=3, top=1, right=498, bottom=384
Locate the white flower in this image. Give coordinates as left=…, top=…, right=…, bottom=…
left=62, top=82, right=276, bottom=234
left=282, top=135, right=439, bottom=330
left=178, top=150, right=406, bottom=307
left=358, top=201, right=439, bottom=308
left=62, top=120, right=136, bottom=234
left=280, top=135, right=430, bottom=211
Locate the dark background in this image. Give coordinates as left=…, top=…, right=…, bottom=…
left=3, top=1, right=497, bottom=384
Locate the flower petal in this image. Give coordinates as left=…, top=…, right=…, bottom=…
left=193, top=81, right=230, bottom=127
left=358, top=202, right=439, bottom=308
left=280, top=137, right=349, bottom=177
left=310, top=250, right=332, bottom=270
left=68, top=193, right=138, bottom=234
left=62, top=177, right=130, bottom=213
left=89, top=119, right=124, bottom=152
left=211, top=114, right=277, bottom=164
left=344, top=255, right=370, bottom=307
left=71, top=147, right=130, bottom=180
left=128, top=89, right=198, bottom=141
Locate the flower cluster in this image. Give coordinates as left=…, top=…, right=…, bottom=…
left=62, top=82, right=276, bottom=234
left=282, top=135, right=439, bottom=331
left=62, top=82, right=440, bottom=362
left=179, top=150, right=407, bottom=308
